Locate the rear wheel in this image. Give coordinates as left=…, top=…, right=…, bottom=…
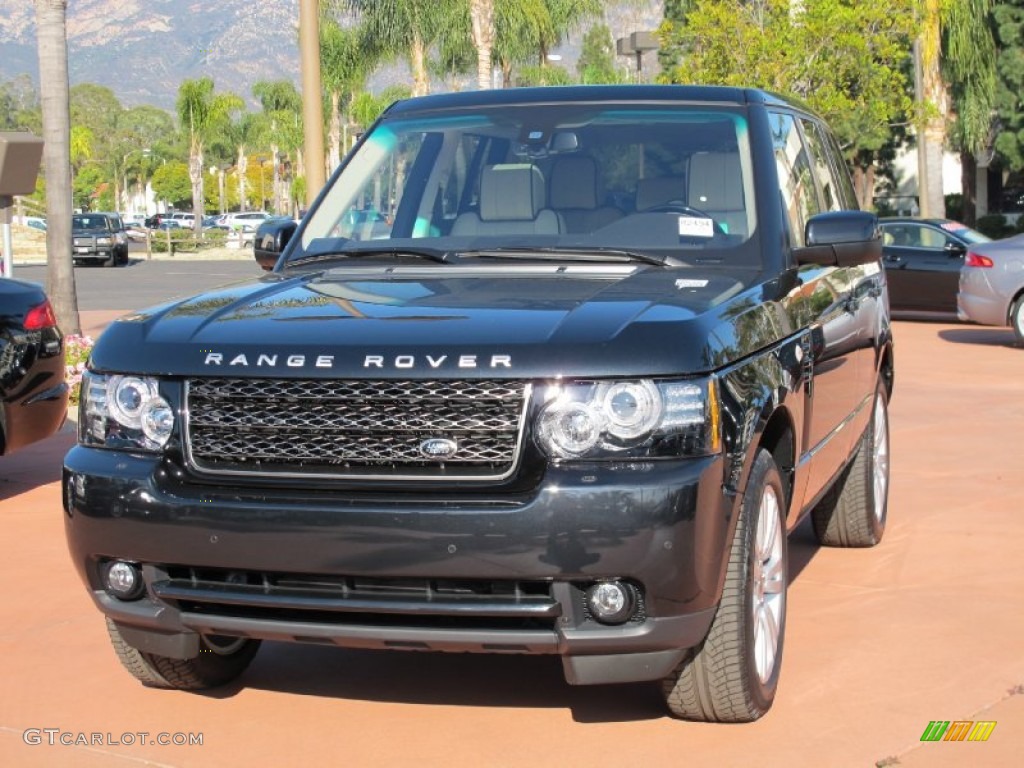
left=1011, top=296, right=1024, bottom=345
left=106, top=618, right=260, bottom=690
left=812, top=381, right=889, bottom=547
left=661, top=449, right=788, bottom=722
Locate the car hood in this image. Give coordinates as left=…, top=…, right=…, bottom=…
left=90, top=264, right=780, bottom=378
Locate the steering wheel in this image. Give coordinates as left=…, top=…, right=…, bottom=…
left=641, top=200, right=727, bottom=236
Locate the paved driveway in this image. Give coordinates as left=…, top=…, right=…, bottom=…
left=0, top=318, right=1021, bottom=767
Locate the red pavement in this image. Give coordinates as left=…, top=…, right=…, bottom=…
left=0, top=319, right=1021, bottom=767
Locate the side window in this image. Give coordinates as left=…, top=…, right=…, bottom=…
left=800, top=119, right=844, bottom=212
left=822, top=129, right=859, bottom=210
left=910, top=225, right=948, bottom=249
left=769, top=112, right=821, bottom=247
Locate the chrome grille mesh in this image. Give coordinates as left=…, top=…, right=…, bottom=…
left=184, top=378, right=529, bottom=479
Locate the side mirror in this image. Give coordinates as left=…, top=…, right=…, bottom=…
left=944, top=240, right=967, bottom=257
left=796, top=211, right=881, bottom=268
left=253, top=217, right=297, bottom=271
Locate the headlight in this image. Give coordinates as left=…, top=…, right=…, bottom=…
left=536, top=378, right=720, bottom=460
left=96, top=237, right=112, bottom=245
left=80, top=372, right=174, bottom=451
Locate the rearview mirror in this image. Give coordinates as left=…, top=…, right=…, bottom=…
left=796, top=211, right=881, bottom=268
left=253, top=218, right=297, bottom=271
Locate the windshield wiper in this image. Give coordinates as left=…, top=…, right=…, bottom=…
left=289, top=245, right=451, bottom=267
left=466, top=246, right=666, bottom=266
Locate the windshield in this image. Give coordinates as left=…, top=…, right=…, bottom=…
left=73, top=215, right=109, bottom=231
left=300, top=102, right=759, bottom=266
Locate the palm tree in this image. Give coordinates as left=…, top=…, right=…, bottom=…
left=33, top=0, right=79, bottom=334
left=490, top=0, right=599, bottom=88
left=252, top=81, right=304, bottom=215
left=470, top=0, right=496, bottom=90
left=917, top=0, right=996, bottom=220
left=321, top=20, right=374, bottom=168
left=945, top=0, right=997, bottom=224
left=343, top=0, right=464, bottom=97
left=176, top=78, right=243, bottom=230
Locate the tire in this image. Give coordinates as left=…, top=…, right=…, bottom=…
left=106, top=618, right=260, bottom=690
left=102, top=251, right=116, bottom=268
left=812, top=380, right=890, bottom=547
left=661, top=449, right=788, bottom=722
left=1011, top=296, right=1024, bottom=345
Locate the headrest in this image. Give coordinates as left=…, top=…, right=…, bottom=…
left=550, top=156, right=598, bottom=209
left=688, top=152, right=744, bottom=209
left=635, top=176, right=686, bottom=211
left=480, top=164, right=546, bottom=221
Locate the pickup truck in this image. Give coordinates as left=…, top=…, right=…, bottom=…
left=64, top=85, right=893, bottom=722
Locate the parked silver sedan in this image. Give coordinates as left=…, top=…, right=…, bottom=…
left=958, top=233, right=1024, bottom=342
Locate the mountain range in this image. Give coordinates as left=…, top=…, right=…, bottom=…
left=0, top=0, right=663, bottom=112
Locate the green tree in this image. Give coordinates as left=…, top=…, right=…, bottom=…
left=660, top=0, right=919, bottom=209
left=176, top=78, right=243, bottom=230
left=33, top=0, right=79, bottom=333
left=658, top=0, right=694, bottom=73
left=115, top=105, right=177, bottom=213
left=150, top=161, right=193, bottom=210
left=0, top=75, right=41, bottom=131
left=69, top=124, right=94, bottom=191
left=993, top=1, right=1024, bottom=170
left=577, top=24, right=626, bottom=84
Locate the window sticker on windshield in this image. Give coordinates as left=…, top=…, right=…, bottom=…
left=678, top=216, right=715, bottom=238
left=676, top=278, right=709, bottom=289
left=940, top=221, right=967, bottom=233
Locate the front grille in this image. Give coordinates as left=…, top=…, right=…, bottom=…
left=153, top=567, right=559, bottom=631
left=184, top=378, right=530, bottom=480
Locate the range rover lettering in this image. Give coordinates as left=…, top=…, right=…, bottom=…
left=63, top=86, right=893, bottom=722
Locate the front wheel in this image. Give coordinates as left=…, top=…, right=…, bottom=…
left=661, top=449, right=788, bottom=722
left=812, top=380, right=890, bottom=547
left=106, top=618, right=260, bottom=690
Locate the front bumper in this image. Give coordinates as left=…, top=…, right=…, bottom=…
left=63, top=447, right=733, bottom=685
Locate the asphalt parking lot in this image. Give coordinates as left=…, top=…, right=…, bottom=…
left=1, top=275, right=1022, bottom=765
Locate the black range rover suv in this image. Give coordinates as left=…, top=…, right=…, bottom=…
left=64, top=86, right=893, bottom=722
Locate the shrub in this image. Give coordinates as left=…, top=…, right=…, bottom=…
left=975, top=214, right=1013, bottom=239
left=64, top=334, right=93, bottom=404
left=150, top=228, right=227, bottom=253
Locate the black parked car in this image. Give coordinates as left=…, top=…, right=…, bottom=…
left=1, top=279, right=67, bottom=455
left=879, top=217, right=991, bottom=314
left=65, top=85, right=893, bottom=722
left=72, top=212, right=129, bottom=267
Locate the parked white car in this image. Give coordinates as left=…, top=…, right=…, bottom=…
left=218, top=211, right=271, bottom=229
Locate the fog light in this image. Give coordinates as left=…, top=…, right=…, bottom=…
left=103, top=560, right=144, bottom=600
left=585, top=580, right=636, bottom=625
